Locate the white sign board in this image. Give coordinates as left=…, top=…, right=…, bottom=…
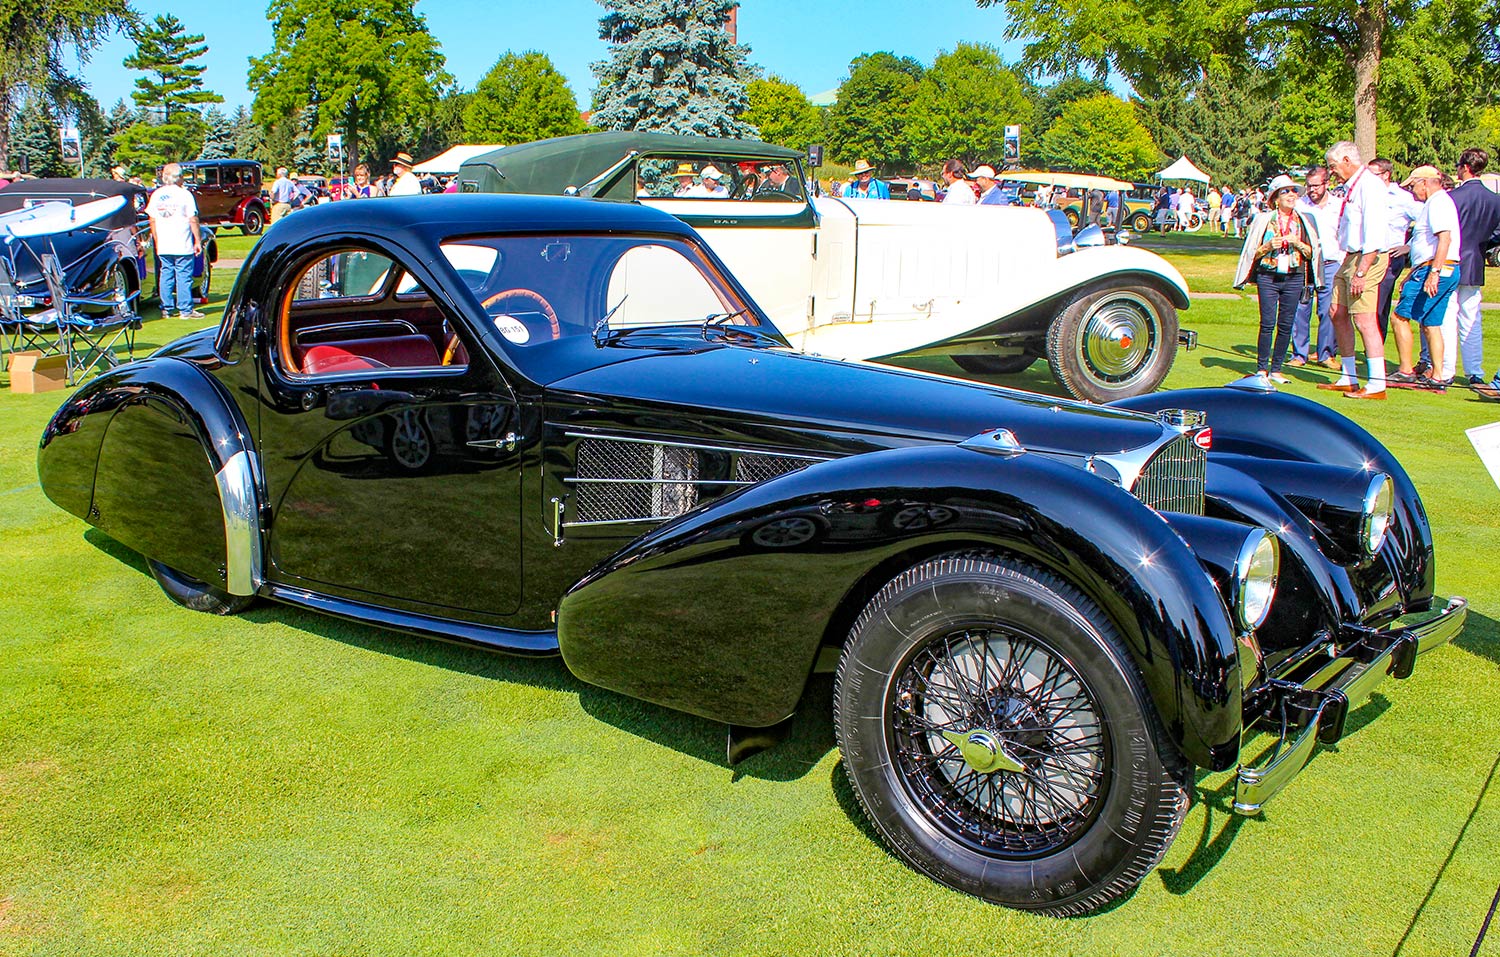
left=1466, top=421, right=1500, bottom=491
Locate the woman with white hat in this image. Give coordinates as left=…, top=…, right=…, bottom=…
left=1233, top=174, right=1325, bottom=381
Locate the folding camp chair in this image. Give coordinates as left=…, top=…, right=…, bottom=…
left=38, top=252, right=141, bottom=384
left=0, top=256, right=66, bottom=366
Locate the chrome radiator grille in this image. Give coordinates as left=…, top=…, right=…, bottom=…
left=1131, top=435, right=1206, bottom=515
left=568, top=436, right=822, bottom=526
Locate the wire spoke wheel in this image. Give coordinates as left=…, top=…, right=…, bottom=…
left=890, top=626, right=1108, bottom=857
left=834, top=554, right=1189, bottom=915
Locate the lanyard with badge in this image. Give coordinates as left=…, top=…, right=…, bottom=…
left=1273, top=212, right=1299, bottom=273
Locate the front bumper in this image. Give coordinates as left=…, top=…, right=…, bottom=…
left=1232, top=596, right=1467, bottom=815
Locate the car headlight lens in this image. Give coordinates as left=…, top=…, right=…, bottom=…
left=1361, top=474, right=1394, bottom=555
left=1234, top=529, right=1279, bottom=631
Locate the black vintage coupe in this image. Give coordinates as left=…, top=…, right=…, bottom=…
left=37, top=196, right=1465, bottom=915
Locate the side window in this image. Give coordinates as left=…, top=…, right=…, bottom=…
left=276, top=248, right=468, bottom=378
left=603, top=244, right=731, bottom=329
left=201, top=167, right=220, bottom=187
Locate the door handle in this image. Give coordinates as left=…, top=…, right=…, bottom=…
left=465, top=431, right=519, bottom=452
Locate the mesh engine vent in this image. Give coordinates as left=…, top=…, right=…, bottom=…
left=735, top=453, right=811, bottom=484
left=1132, top=435, right=1206, bottom=515
left=574, top=439, right=700, bottom=524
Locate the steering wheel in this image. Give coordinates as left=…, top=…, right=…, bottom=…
left=482, top=287, right=561, bottom=341
left=732, top=173, right=760, bottom=200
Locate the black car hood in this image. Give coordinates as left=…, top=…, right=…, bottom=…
left=545, top=344, right=1169, bottom=456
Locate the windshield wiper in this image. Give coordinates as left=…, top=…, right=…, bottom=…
left=591, top=295, right=629, bottom=348
left=701, top=309, right=784, bottom=346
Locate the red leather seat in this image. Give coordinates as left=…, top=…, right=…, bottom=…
left=302, top=335, right=440, bottom=375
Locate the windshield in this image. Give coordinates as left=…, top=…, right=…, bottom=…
left=438, top=233, right=768, bottom=349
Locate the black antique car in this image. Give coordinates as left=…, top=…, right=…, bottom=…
left=37, top=195, right=1465, bottom=915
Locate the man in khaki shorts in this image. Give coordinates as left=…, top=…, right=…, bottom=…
left=1320, top=141, right=1391, bottom=399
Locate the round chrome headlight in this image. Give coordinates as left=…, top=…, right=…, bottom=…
left=1360, top=474, right=1395, bottom=555
left=1233, top=529, right=1279, bottom=631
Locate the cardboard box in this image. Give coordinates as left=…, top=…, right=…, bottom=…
left=8, top=350, right=68, bottom=393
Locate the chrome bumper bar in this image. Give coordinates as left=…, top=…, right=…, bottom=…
left=1232, top=596, right=1467, bottom=815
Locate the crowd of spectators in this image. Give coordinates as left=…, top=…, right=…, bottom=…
left=1234, top=144, right=1500, bottom=399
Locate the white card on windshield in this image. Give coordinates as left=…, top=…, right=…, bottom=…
left=1466, top=421, right=1500, bottom=491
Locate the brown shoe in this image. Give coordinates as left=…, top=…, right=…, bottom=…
left=1320, top=356, right=1343, bottom=370
left=1343, top=388, right=1387, bottom=400
left=1316, top=382, right=1360, bottom=392
left=1286, top=357, right=1307, bottom=367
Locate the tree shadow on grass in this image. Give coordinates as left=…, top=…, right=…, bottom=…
left=81, top=527, right=832, bottom=784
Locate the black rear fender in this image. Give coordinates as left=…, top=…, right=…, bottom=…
left=557, top=444, right=1244, bottom=771
left=38, top=357, right=261, bottom=596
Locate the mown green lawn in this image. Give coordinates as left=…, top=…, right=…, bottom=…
left=2, top=231, right=1498, bottom=956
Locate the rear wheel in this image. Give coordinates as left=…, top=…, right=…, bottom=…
left=1129, top=211, right=1153, bottom=233
left=834, top=554, right=1188, bottom=916
left=1046, top=284, right=1178, bottom=402
left=148, top=560, right=254, bottom=615
left=952, top=354, right=1036, bottom=376
left=241, top=206, right=264, bottom=236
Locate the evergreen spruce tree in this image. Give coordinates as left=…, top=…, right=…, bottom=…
left=229, top=106, right=263, bottom=160
left=199, top=106, right=234, bottom=159
left=9, top=100, right=66, bottom=177
left=115, top=14, right=221, bottom=172
left=591, top=0, right=755, bottom=137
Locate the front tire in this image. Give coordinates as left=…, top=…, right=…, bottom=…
left=1046, top=284, right=1178, bottom=402
left=834, top=554, right=1188, bottom=916
left=148, top=560, right=254, bottom=615
left=952, top=354, right=1035, bottom=376
left=1129, top=211, right=1153, bottom=233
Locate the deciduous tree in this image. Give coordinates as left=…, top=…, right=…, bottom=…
left=982, top=0, right=1499, bottom=160
left=464, top=51, right=584, bottom=145
left=743, top=75, right=821, bottom=149
left=1036, top=93, right=1160, bottom=180
left=908, top=43, right=1030, bottom=168
left=591, top=0, right=755, bottom=136
left=249, top=0, right=450, bottom=169
left=826, top=52, right=924, bottom=169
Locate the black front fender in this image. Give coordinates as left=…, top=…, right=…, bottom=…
left=557, top=444, right=1244, bottom=771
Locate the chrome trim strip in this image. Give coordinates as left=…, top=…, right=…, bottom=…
left=562, top=517, right=671, bottom=528
left=213, top=449, right=262, bottom=597
left=1406, top=596, right=1468, bottom=654
left=564, top=477, right=754, bottom=486
left=564, top=431, right=831, bottom=462
left=1234, top=707, right=1323, bottom=814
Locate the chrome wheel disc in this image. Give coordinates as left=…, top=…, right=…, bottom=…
left=390, top=411, right=431, bottom=469
left=889, top=627, right=1108, bottom=857
left=750, top=515, right=820, bottom=547
left=1075, top=293, right=1158, bottom=384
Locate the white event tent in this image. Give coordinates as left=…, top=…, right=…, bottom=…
left=413, top=145, right=504, bottom=176
left=1156, top=156, right=1211, bottom=184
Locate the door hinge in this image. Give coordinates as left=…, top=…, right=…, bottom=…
left=550, top=496, right=566, bottom=547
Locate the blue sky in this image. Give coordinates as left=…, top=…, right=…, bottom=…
left=80, top=0, right=1027, bottom=114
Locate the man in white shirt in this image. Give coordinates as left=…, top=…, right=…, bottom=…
left=941, top=160, right=975, bottom=205
left=684, top=165, right=728, bottom=197
left=1320, top=140, right=1390, bottom=399
left=387, top=151, right=421, bottom=196
left=1290, top=167, right=1343, bottom=366
left=146, top=162, right=204, bottom=320
left=1389, top=166, right=1461, bottom=390
left=1369, top=157, right=1421, bottom=341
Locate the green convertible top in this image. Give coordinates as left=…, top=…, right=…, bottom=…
left=457, top=131, right=804, bottom=200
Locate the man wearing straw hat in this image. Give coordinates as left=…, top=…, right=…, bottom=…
left=844, top=159, right=890, bottom=200
left=387, top=151, right=421, bottom=196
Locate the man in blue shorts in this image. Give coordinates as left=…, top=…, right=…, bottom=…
left=1388, top=166, right=1461, bottom=392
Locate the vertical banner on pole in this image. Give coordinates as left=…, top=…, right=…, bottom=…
left=1003, top=125, right=1020, bottom=165
left=59, top=127, right=82, bottom=165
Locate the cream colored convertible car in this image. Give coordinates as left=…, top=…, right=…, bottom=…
left=458, top=133, right=1194, bottom=402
